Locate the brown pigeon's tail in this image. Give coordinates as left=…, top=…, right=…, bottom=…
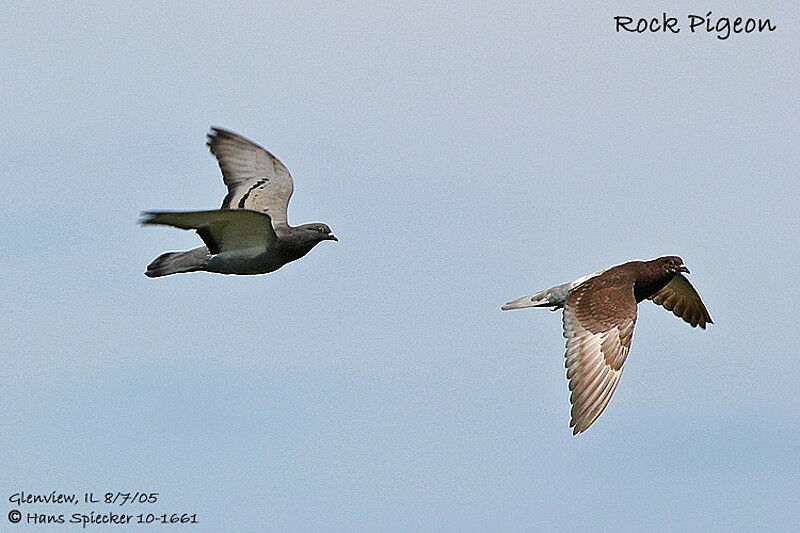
left=502, top=284, right=570, bottom=311
left=145, top=247, right=210, bottom=277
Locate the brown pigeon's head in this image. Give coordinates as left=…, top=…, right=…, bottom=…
left=657, top=256, right=689, bottom=274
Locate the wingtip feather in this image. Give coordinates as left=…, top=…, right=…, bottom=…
left=139, top=211, right=158, bottom=225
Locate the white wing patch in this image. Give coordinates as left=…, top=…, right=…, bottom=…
left=567, top=267, right=608, bottom=291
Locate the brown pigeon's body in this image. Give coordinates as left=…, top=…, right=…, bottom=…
left=502, top=256, right=712, bottom=434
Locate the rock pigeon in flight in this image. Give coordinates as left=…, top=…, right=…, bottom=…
left=502, top=256, right=712, bottom=434
left=142, top=128, right=337, bottom=277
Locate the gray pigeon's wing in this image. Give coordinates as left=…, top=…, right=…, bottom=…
left=141, top=209, right=277, bottom=255
left=207, top=128, right=293, bottom=225
left=648, top=274, right=713, bottom=329
left=563, top=277, right=637, bottom=434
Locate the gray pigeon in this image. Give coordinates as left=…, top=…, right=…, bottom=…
left=502, top=256, right=712, bottom=434
left=143, top=128, right=337, bottom=277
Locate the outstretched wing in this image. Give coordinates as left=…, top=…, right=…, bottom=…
left=207, top=128, right=294, bottom=225
left=141, top=209, right=277, bottom=255
left=649, top=274, right=713, bottom=329
left=563, top=277, right=637, bottom=434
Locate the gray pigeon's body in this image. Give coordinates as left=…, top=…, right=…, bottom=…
left=143, top=128, right=336, bottom=277
left=503, top=256, right=712, bottom=434
left=146, top=240, right=316, bottom=277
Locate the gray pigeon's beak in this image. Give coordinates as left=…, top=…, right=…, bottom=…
left=327, top=233, right=338, bottom=242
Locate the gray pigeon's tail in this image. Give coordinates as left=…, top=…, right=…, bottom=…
left=501, top=283, right=571, bottom=311
left=145, top=247, right=210, bottom=278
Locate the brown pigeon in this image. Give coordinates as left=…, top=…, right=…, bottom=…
left=502, top=256, right=712, bottom=434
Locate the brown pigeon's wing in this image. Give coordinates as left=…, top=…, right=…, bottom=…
left=207, top=128, right=294, bottom=225
left=141, top=209, right=277, bottom=255
left=648, top=274, right=713, bottom=329
left=563, top=278, right=637, bottom=434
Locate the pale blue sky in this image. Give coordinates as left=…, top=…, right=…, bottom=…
left=2, top=2, right=798, bottom=531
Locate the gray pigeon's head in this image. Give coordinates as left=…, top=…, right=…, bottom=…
left=296, top=223, right=338, bottom=245
left=656, top=256, right=689, bottom=274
